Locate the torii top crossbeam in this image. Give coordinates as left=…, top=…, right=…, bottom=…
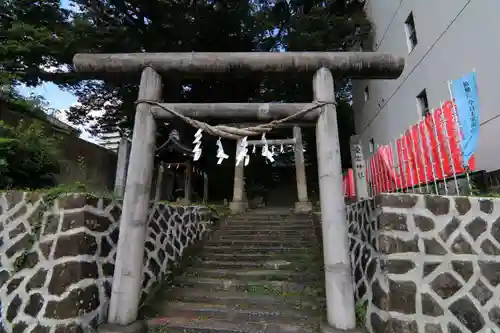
left=73, top=52, right=404, bottom=79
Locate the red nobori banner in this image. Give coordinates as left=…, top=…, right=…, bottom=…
left=343, top=100, right=477, bottom=197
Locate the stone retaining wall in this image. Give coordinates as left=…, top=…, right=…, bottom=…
left=346, top=198, right=378, bottom=305
left=347, top=193, right=500, bottom=333
left=0, top=192, right=213, bottom=333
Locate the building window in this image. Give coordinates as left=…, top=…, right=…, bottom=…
left=364, top=86, right=370, bottom=102
left=416, top=89, right=429, bottom=116
left=405, top=12, right=418, bottom=52
left=369, top=138, right=375, bottom=153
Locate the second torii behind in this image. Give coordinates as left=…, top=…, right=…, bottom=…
left=230, top=125, right=311, bottom=213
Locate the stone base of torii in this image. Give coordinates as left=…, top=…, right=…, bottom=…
left=72, top=51, right=404, bottom=333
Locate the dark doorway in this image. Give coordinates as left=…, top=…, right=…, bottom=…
left=245, top=151, right=297, bottom=208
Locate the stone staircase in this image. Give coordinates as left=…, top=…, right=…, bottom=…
left=144, top=208, right=325, bottom=333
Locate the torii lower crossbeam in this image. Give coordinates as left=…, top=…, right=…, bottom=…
left=152, top=103, right=318, bottom=121
left=247, top=138, right=295, bottom=146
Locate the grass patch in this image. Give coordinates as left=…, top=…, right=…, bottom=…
left=148, top=326, right=169, bottom=333
left=356, top=302, right=368, bottom=331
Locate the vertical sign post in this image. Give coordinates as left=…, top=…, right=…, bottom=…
left=350, top=135, right=369, bottom=200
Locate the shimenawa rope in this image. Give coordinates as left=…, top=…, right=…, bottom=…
left=134, top=100, right=335, bottom=140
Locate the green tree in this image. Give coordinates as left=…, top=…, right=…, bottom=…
left=0, top=86, right=54, bottom=120
left=0, top=120, right=62, bottom=189
left=0, top=0, right=73, bottom=86
left=1, top=0, right=372, bottom=198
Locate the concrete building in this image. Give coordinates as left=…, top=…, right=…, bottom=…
left=352, top=0, right=500, bottom=172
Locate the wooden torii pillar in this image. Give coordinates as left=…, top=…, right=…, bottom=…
left=292, top=126, right=312, bottom=212
left=73, top=52, right=404, bottom=333
left=230, top=137, right=298, bottom=213
left=114, top=137, right=131, bottom=197
left=226, top=123, right=311, bottom=213
left=242, top=132, right=312, bottom=213
left=153, top=162, right=165, bottom=201
left=203, top=172, right=208, bottom=203
left=229, top=138, right=249, bottom=213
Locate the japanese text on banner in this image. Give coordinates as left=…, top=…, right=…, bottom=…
left=450, top=72, right=480, bottom=168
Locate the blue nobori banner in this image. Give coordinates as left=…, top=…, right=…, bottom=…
left=449, top=72, right=480, bottom=168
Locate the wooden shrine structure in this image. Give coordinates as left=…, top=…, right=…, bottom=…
left=113, top=129, right=207, bottom=203
left=72, top=52, right=404, bottom=333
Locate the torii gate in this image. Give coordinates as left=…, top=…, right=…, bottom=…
left=73, top=52, right=404, bottom=332
left=228, top=126, right=311, bottom=213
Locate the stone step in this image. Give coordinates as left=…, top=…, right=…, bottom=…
left=197, top=259, right=299, bottom=270
left=158, top=301, right=316, bottom=323
left=216, top=227, right=314, bottom=234
left=167, top=289, right=324, bottom=311
left=176, top=277, right=318, bottom=295
left=218, top=227, right=314, bottom=233
left=220, top=224, right=312, bottom=230
left=211, top=235, right=315, bottom=243
left=219, top=226, right=314, bottom=232
left=185, top=268, right=308, bottom=282
left=235, top=211, right=309, bottom=216
left=228, top=212, right=309, bottom=217
left=221, top=225, right=312, bottom=230
left=221, top=224, right=312, bottom=230
left=147, top=315, right=318, bottom=333
left=219, top=226, right=313, bottom=233
left=227, top=219, right=311, bottom=223
left=226, top=218, right=311, bottom=223
left=205, top=239, right=312, bottom=248
left=231, top=213, right=299, bottom=218
left=213, top=229, right=314, bottom=236
left=144, top=211, right=323, bottom=333
left=243, top=210, right=298, bottom=215
left=200, top=252, right=312, bottom=262
left=202, top=245, right=312, bottom=254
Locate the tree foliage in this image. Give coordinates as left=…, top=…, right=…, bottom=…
left=0, top=120, right=62, bottom=189
left=0, top=87, right=56, bottom=120
left=1, top=0, right=372, bottom=198
left=0, top=0, right=73, bottom=86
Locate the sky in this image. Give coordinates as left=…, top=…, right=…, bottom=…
left=14, top=1, right=280, bottom=146
left=16, top=0, right=101, bottom=144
